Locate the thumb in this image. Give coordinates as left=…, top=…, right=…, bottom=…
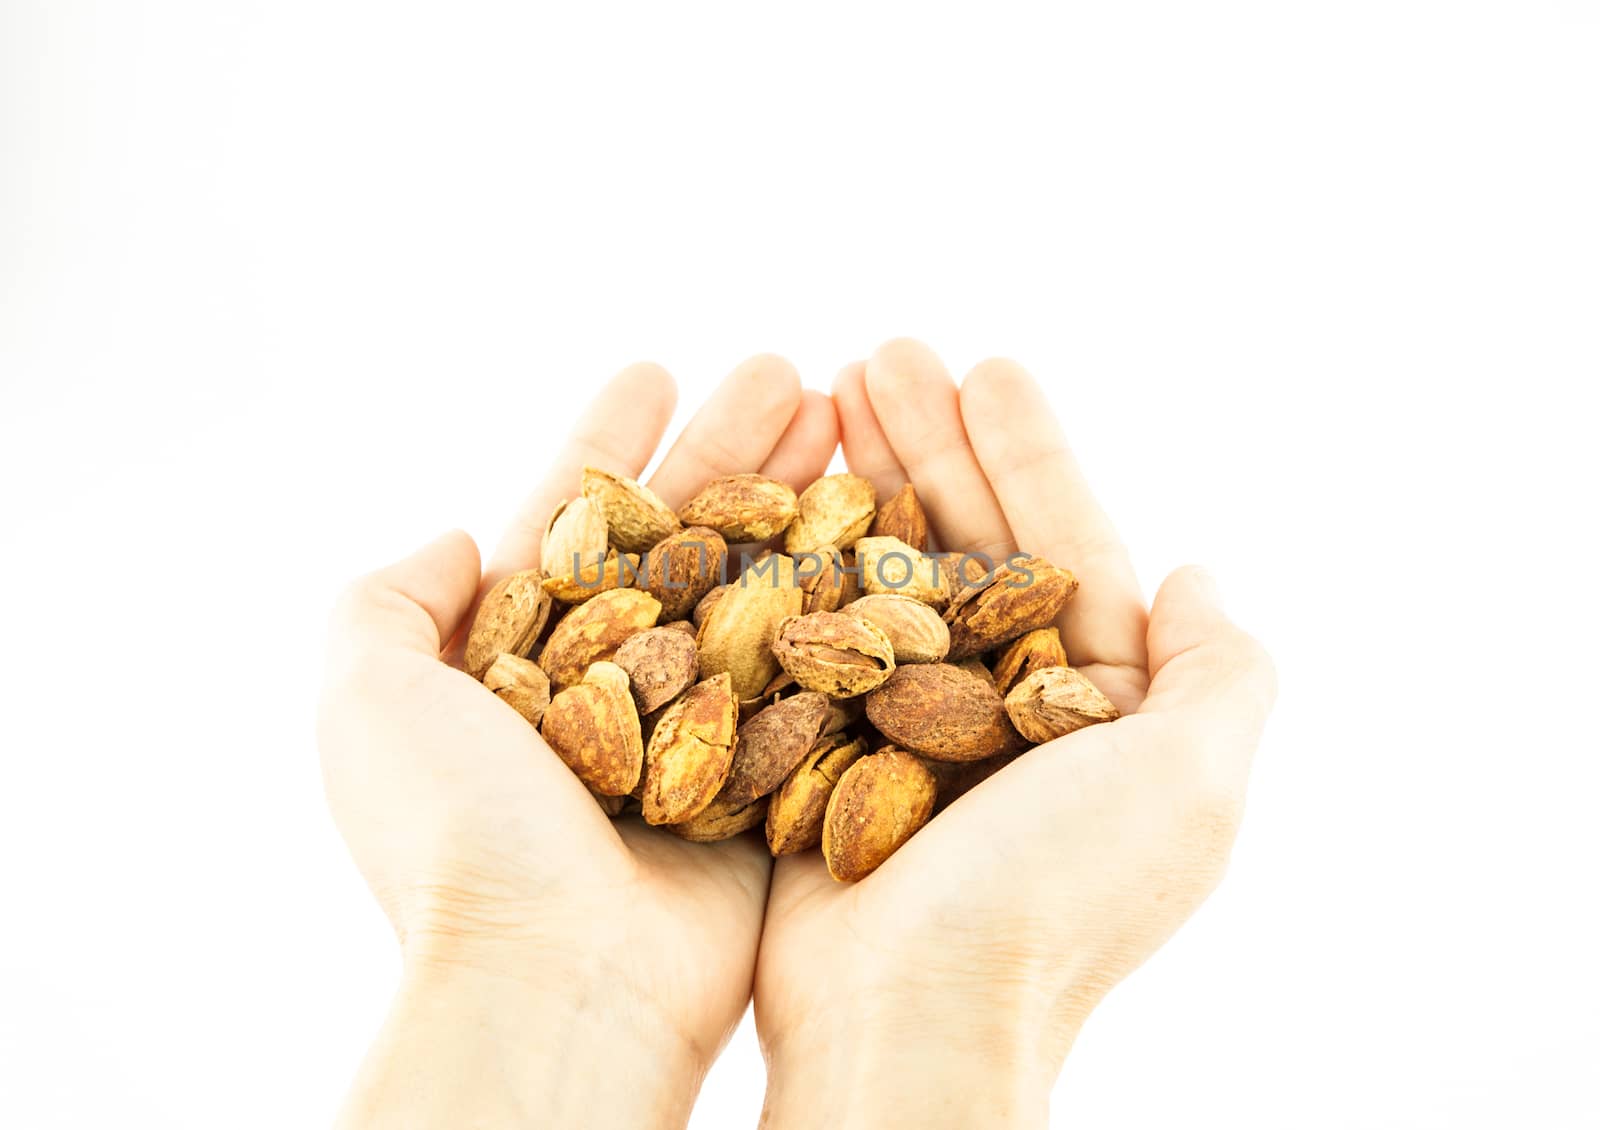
left=326, top=529, right=482, bottom=673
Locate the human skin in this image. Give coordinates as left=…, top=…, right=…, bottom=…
left=318, top=355, right=839, bottom=1128
left=753, top=341, right=1276, bottom=1129
left=319, top=342, right=1275, bottom=1128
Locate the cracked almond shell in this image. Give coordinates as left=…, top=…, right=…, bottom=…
left=464, top=569, right=553, bottom=680
left=539, top=661, right=643, bottom=796
left=482, top=653, right=552, bottom=727
left=943, top=555, right=1078, bottom=659
left=863, top=662, right=1020, bottom=762
left=538, top=587, right=661, bottom=692
left=766, top=732, right=868, bottom=855
left=1003, top=665, right=1119, bottom=743
left=582, top=466, right=682, bottom=553
left=641, top=672, right=737, bottom=825
left=822, top=748, right=937, bottom=882
left=771, top=611, right=895, bottom=697
left=990, top=627, right=1069, bottom=696
left=678, top=473, right=799, bottom=542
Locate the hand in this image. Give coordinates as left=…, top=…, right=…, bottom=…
left=318, top=356, right=838, bottom=1128
left=755, top=341, right=1277, bottom=1129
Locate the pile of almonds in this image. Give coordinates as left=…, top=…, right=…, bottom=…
left=464, top=468, right=1119, bottom=881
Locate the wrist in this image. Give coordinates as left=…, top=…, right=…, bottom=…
left=338, top=954, right=708, bottom=1130
left=758, top=982, right=1066, bottom=1130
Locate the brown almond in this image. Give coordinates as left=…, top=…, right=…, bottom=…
left=643, top=526, right=728, bottom=621
left=696, top=554, right=803, bottom=701
left=464, top=569, right=552, bottom=680
left=612, top=626, right=700, bottom=714
left=717, top=690, right=831, bottom=805
left=855, top=536, right=949, bottom=607
left=678, top=473, right=799, bottom=542
left=641, top=672, right=737, bottom=825
left=1004, top=666, right=1119, bottom=742
left=869, top=483, right=929, bottom=552
left=943, top=555, right=1078, bottom=660
left=667, top=794, right=769, bottom=842
left=843, top=593, right=950, bottom=663
left=822, top=749, right=937, bottom=881
left=538, top=587, right=662, bottom=692
left=991, top=627, right=1069, bottom=696
left=540, top=497, right=610, bottom=585
left=539, top=661, right=643, bottom=795
left=582, top=466, right=682, bottom=553
left=766, top=733, right=868, bottom=854
left=784, top=473, right=877, bottom=555
left=771, top=611, right=895, bottom=698
left=482, top=653, right=552, bottom=727
left=864, top=662, right=1019, bottom=762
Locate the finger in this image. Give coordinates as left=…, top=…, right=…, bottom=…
left=959, top=358, right=1148, bottom=675
left=646, top=354, right=803, bottom=508
left=863, top=338, right=1014, bottom=561
left=484, top=362, right=678, bottom=584
left=759, top=389, right=840, bottom=492
left=832, top=361, right=907, bottom=498
left=329, top=529, right=482, bottom=669
left=1139, top=567, right=1277, bottom=776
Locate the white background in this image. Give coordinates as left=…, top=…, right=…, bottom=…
left=3, top=2, right=1597, bottom=1127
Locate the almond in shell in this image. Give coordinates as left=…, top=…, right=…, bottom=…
left=863, top=662, right=1020, bottom=762
left=784, top=474, right=877, bottom=556
left=612, top=626, right=700, bottom=714
left=538, top=587, right=661, bottom=692
left=643, top=526, right=727, bottom=621
left=771, top=611, right=895, bottom=697
left=766, top=732, right=868, bottom=855
left=582, top=466, right=682, bottom=554
left=843, top=593, right=950, bottom=663
left=822, top=748, right=937, bottom=881
left=678, top=473, right=799, bottom=542
left=464, top=569, right=552, bottom=680
left=482, top=653, right=552, bottom=727
left=1003, top=665, right=1119, bottom=742
left=641, top=672, right=737, bottom=825
left=696, top=554, right=803, bottom=701
left=539, top=661, right=643, bottom=796
left=943, top=555, right=1078, bottom=660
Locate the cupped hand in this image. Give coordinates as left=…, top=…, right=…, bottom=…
left=318, top=356, right=838, bottom=1127
left=754, top=341, right=1277, bottom=1130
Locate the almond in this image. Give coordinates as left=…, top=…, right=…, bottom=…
left=482, top=653, right=552, bottom=727
left=667, top=794, right=769, bottom=842
left=822, top=749, right=936, bottom=881
left=582, top=466, right=681, bottom=553
left=990, top=627, right=1069, bottom=696
left=696, top=553, right=803, bottom=700
left=678, top=473, right=799, bottom=542
left=464, top=569, right=552, bottom=680
left=1003, top=666, right=1119, bottom=742
left=641, top=672, right=737, bottom=825
left=771, top=611, right=895, bottom=697
left=843, top=593, right=950, bottom=663
left=784, top=473, right=877, bottom=556
left=868, top=483, right=929, bottom=551
left=855, top=535, right=949, bottom=607
left=863, top=662, right=1019, bottom=762
left=541, top=551, right=642, bottom=603
left=717, top=690, right=831, bottom=806
left=643, top=526, right=727, bottom=621
left=612, top=626, right=700, bottom=714
left=943, top=554, right=1078, bottom=659
left=538, top=587, right=661, bottom=692
left=539, top=661, right=643, bottom=796
left=766, top=733, right=868, bottom=855
left=540, top=497, right=610, bottom=586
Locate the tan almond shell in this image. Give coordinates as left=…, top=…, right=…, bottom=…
left=667, top=794, right=769, bottom=842
left=539, top=661, right=643, bottom=796
left=822, top=748, right=937, bottom=881
left=797, top=544, right=848, bottom=615
left=678, top=473, right=799, bottom=542
left=863, top=662, right=1020, bottom=762
left=766, top=732, right=868, bottom=855
left=784, top=473, right=877, bottom=556
left=641, top=672, right=737, bottom=825
left=854, top=535, right=949, bottom=607
left=990, top=627, right=1068, bottom=696
left=464, top=569, right=552, bottom=680
left=868, top=483, right=929, bottom=552
left=696, top=554, right=803, bottom=701
left=540, top=497, right=611, bottom=584
left=716, top=690, right=831, bottom=806
left=1003, top=665, right=1120, bottom=743
left=582, top=466, right=682, bottom=553
left=538, top=587, right=662, bottom=692
left=612, top=626, right=700, bottom=715
left=482, top=653, right=552, bottom=727
left=770, top=611, right=896, bottom=698
left=643, top=526, right=728, bottom=622
left=842, top=593, right=951, bottom=664
left=943, top=555, right=1079, bottom=659
left=541, top=551, right=642, bottom=603
left=692, top=583, right=730, bottom=628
